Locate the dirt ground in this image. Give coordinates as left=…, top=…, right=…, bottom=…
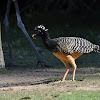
left=0, top=68, right=100, bottom=91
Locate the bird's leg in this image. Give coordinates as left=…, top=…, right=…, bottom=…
left=72, top=66, right=76, bottom=81
left=66, top=55, right=77, bottom=81
left=61, top=69, right=70, bottom=81
left=52, top=53, right=70, bottom=82
left=12, top=0, right=50, bottom=67
left=3, top=0, right=15, bottom=67
left=61, top=61, right=70, bottom=81
left=70, top=53, right=83, bottom=81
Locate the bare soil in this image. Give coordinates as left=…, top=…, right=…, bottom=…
left=0, top=68, right=100, bottom=91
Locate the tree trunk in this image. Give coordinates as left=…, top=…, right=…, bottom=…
left=0, top=24, right=5, bottom=67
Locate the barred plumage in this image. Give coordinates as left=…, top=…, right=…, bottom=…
left=53, top=37, right=98, bottom=54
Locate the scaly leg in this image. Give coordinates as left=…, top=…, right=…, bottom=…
left=12, top=0, right=50, bottom=67
left=71, top=53, right=83, bottom=81
left=61, top=60, right=70, bottom=81
left=72, top=64, right=76, bottom=81
left=66, top=55, right=77, bottom=81
left=3, top=0, right=15, bottom=66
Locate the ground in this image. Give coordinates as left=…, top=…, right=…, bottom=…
left=0, top=65, right=100, bottom=100
left=0, top=67, right=100, bottom=90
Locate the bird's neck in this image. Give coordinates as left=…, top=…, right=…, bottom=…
left=41, top=32, right=52, bottom=48
left=41, top=32, right=58, bottom=52
left=41, top=32, right=51, bottom=42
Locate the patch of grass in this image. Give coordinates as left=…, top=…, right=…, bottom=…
left=0, top=88, right=100, bottom=100
left=57, top=90, right=100, bottom=100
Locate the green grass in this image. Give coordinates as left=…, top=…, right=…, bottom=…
left=0, top=88, right=100, bottom=100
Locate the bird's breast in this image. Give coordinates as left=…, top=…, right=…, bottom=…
left=44, top=40, right=59, bottom=53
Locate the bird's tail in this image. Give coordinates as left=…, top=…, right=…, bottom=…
left=94, top=45, right=100, bottom=53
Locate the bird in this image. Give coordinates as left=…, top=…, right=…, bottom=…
left=32, top=25, right=100, bottom=81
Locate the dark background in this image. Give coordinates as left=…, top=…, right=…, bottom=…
left=1, top=0, right=100, bottom=44
left=1, top=0, right=100, bottom=37
left=1, top=0, right=100, bottom=15
left=1, top=0, right=100, bottom=17
left=0, top=0, right=100, bottom=68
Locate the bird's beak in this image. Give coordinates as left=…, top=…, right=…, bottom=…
left=32, top=34, right=38, bottom=40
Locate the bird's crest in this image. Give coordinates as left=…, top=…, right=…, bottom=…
left=34, top=25, right=48, bottom=32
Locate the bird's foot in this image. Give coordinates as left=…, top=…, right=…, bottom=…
left=54, top=80, right=65, bottom=83
left=72, top=79, right=76, bottom=81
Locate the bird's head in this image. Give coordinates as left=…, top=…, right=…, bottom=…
left=32, top=25, right=49, bottom=40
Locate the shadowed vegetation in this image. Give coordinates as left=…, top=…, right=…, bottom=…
left=1, top=11, right=100, bottom=69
